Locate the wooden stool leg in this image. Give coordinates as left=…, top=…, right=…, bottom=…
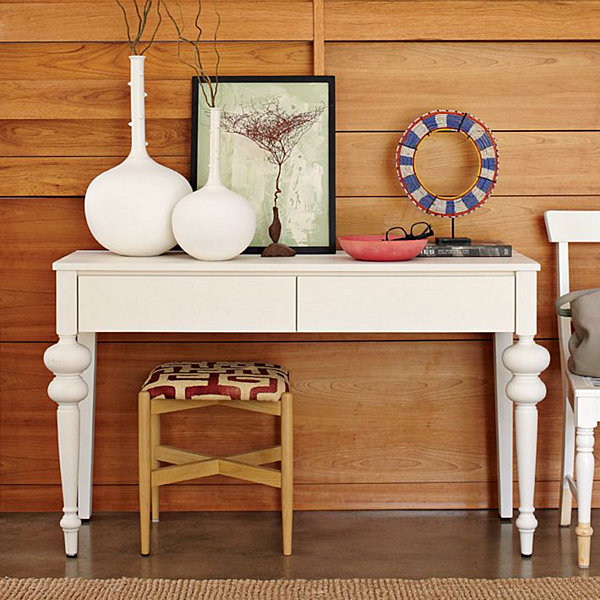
left=281, top=392, right=293, bottom=556
left=138, top=392, right=152, bottom=556
left=151, top=413, right=160, bottom=522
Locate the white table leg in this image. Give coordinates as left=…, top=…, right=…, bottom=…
left=575, top=426, right=595, bottom=568
left=502, top=335, right=550, bottom=556
left=77, top=332, right=97, bottom=521
left=494, top=332, right=514, bottom=519
left=44, top=335, right=91, bottom=557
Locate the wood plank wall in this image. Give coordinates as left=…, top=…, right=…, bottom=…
left=1, top=0, right=600, bottom=512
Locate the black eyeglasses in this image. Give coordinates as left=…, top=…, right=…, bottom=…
left=384, top=222, right=433, bottom=241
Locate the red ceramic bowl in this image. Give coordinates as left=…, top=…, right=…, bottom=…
left=338, top=234, right=428, bottom=262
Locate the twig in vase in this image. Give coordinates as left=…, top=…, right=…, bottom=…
left=161, top=0, right=221, bottom=107
left=116, top=0, right=162, bottom=55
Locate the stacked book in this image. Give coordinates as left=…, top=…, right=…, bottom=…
left=420, top=241, right=512, bottom=257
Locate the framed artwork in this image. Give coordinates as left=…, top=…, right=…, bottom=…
left=191, top=75, right=336, bottom=254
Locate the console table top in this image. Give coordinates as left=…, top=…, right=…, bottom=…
left=53, top=250, right=540, bottom=273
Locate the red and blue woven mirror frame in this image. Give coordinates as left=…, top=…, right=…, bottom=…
left=395, top=110, right=499, bottom=218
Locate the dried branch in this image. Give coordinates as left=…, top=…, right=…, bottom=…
left=116, top=0, right=162, bottom=55
left=161, top=0, right=221, bottom=107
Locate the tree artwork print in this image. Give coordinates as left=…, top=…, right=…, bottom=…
left=221, top=99, right=325, bottom=256
left=192, top=77, right=335, bottom=254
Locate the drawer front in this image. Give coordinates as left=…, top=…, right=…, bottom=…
left=79, top=275, right=296, bottom=332
left=297, top=275, right=515, bottom=332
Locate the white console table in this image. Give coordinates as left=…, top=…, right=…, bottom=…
left=44, top=250, right=550, bottom=557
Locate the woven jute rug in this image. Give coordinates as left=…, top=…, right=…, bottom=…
left=2, top=577, right=600, bottom=600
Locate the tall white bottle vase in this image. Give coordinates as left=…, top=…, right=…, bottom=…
left=85, top=56, right=192, bottom=257
left=172, top=107, right=256, bottom=261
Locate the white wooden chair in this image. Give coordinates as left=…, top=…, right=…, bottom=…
left=545, top=210, right=600, bottom=568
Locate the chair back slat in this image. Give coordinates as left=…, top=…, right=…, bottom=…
left=557, top=242, right=570, bottom=297
left=545, top=210, right=600, bottom=243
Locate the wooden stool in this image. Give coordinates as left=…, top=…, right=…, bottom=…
left=138, top=361, right=293, bottom=556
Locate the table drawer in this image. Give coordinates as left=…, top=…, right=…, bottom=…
left=78, top=275, right=296, bottom=332
left=297, top=275, right=515, bottom=332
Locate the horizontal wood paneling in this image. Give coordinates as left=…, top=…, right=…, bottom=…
left=0, top=157, right=188, bottom=196
left=0, top=340, right=567, bottom=487
left=8, top=1, right=596, bottom=44
left=0, top=42, right=312, bottom=80
left=0, top=481, right=589, bottom=512
left=0, top=2, right=313, bottom=42
left=2, top=338, right=597, bottom=511
left=4, top=42, right=597, bottom=128
left=0, top=119, right=189, bottom=157
left=336, top=131, right=600, bottom=197
left=1, top=80, right=201, bottom=120
left=4, top=480, right=598, bottom=512
left=328, top=42, right=600, bottom=131
left=1, top=0, right=598, bottom=512
left=324, top=1, right=600, bottom=41
left=1, top=132, right=599, bottom=196
left=0, top=198, right=100, bottom=342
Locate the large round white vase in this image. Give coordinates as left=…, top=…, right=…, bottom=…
left=85, top=56, right=192, bottom=256
left=172, top=107, right=256, bottom=261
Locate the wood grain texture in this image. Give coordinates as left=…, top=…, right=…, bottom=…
left=1, top=131, right=598, bottom=196
left=0, top=157, right=188, bottom=196
left=312, top=0, right=325, bottom=75
left=0, top=1, right=313, bottom=42
left=1, top=80, right=195, bottom=120
left=0, top=0, right=597, bottom=512
left=4, top=42, right=598, bottom=128
left=4, top=480, right=598, bottom=512
left=0, top=339, right=593, bottom=509
left=336, top=131, right=600, bottom=198
left=324, top=1, right=600, bottom=41
left=328, top=42, right=600, bottom=131
left=0, top=119, right=189, bottom=157
left=0, top=42, right=312, bottom=80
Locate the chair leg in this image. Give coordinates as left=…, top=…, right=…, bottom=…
left=560, top=392, right=575, bottom=526
left=281, top=392, right=293, bottom=556
left=576, top=426, right=595, bottom=568
left=138, top=392, right=152, bottom=556
left=151, top=413, right=160, bottom=523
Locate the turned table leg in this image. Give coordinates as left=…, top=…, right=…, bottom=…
left=44, top=335, right=91, bottom=556
left=44, top=267, right=92, bottom=558
left=502, top=335, right=550, bottom=556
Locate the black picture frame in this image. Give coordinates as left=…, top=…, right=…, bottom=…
left=190, top=75, right=336, bottom=254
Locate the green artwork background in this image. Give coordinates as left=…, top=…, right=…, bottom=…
left=196, top=81, right=330, bottom=248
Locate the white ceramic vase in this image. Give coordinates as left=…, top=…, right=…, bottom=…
left=84, top=56, right=192, bottom=256
left=172, top=107, right=256, bottom=261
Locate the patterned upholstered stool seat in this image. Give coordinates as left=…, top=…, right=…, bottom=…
left=141, top=361, right=290, bottom=402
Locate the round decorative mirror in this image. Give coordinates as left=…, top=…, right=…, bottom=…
left=395, top=110, right=499, bottom=219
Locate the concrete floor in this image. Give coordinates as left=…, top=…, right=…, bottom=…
left=0, top=510, right=598, bottom=580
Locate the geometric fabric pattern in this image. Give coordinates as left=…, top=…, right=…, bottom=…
left=141, top=361, right=290, bottom=403
left=395, top=109, right=499, bottom=218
